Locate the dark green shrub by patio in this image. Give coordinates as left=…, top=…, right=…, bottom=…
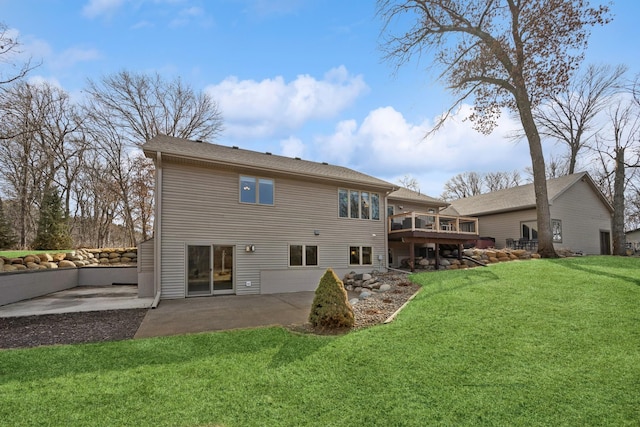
left=309, top=268, right=354, bottom=329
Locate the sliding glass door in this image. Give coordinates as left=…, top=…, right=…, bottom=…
left=187, top=245, right=235, bottom=297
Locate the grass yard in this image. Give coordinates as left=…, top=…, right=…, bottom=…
left=0, top=256, right=638, bottom=426
left=0, top=249, right=72, bottom=258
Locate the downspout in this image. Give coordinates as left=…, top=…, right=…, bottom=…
left=383, top=189, right=395, bottom=272
left=152, top=151, right=163, bottom=308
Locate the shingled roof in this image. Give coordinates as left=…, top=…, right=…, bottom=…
left=143, top=135, right=396, bottom=190
left=445, top=172, right=612, bottom=216
left=388, top=187, right=448, bottom=207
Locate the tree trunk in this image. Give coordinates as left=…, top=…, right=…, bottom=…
left=515, top=90, right=558, bottom=258
left=612, top=147, right=626, bottom=255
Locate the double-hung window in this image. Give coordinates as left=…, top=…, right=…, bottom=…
left=289, top=245, right=318, bottom=267
left=240, top=176, right=274, bottom=205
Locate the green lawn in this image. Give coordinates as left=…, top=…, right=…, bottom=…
left=0, top=249, right=71, bottom=258
left=1, top=257, right=638, bottom=426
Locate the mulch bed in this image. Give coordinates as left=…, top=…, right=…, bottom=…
left=0, top=309, right=148, bottom=350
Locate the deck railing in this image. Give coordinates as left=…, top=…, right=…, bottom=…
left=389, top=212, right=479, bottom=235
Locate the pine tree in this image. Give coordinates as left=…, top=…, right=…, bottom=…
left=32, top=187, right=73, bottom=250
left=0, top=198, right=17, bottom=249
left=308, top=268, right=354, bottom=329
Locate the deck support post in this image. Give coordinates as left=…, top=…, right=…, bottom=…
left=409, top=243, right=415, bottom=272
left=435, top=243, right=440, bottom=270
left=458, top=244, right=463, bottom=261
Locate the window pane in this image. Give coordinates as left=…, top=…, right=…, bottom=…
left=240, top=176, right=256, bottom=203
left=552, top=220, right=562, bottom=242
left=349, top=246, right=360, bottom=265
left=350, top=191, right=359, bottom=219
left=258, top=178, right=274, bottom=205
left=371, top=193, right=380, bottom=220
left=387, top=205, right=394, bottom=217
left=361, top=192, right=370, bottom=219
left=306, top=246, right=318, bottom=266
left=289, top=245, right=303, bottom=266
left=338, top=189, right=348, bottom=218
left=362, top=246, right=372, bottom=265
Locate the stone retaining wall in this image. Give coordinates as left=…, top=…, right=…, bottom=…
left=0, top=248, right=138, bottom=273
left=401, top=247, right=542, bottom=271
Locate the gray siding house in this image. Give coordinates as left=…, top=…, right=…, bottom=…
left=143, top=135, right=398, bottom=299
left=142, top=135, right=478, bottom=299
left=443, top=172, right=613, bottom=255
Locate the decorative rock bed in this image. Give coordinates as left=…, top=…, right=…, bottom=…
left=0, top=248, right=138, bottom=273
left=399, top=247, right=548, bottom=271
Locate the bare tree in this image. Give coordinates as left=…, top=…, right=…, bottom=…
left=378, top=0, right=610, bottom=257
left=440, top=171, right=483, bottom=201
left=84, top=70, right=224, bottom=147
left=82, top=70, right=224, bottom=245
left=441, top=169, right=522, bottom=200
left=485, top=170, right=522, bottom=192
left=128, top=155, right=155, bottom=241
left=535, top=64, right=627, bottom=174
left=0, top=22, right=37, bottom=86
left=0, top=81, right=85, bottom=247
left=593, top=99, right=640, bottom=255
left=398, top=174, right=420, bottom=192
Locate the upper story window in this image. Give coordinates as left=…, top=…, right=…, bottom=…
left=339, top=189, right=380, bottom=220
left=240, top=176, right=274, bottom=205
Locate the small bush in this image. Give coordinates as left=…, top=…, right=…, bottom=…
left=309, top=268, right=354, bottom=329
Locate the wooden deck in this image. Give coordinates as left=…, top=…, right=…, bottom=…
left=388, top=212, right=479, bottom=244
left=388, top=212, right=479, bottom=272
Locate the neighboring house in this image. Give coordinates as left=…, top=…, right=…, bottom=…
left=624, top=228, right=640, bottom=252
left=443, top=172, right=613, bottom=255
left=141, top=135, right=477, bottom=299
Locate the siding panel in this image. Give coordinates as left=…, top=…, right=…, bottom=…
left=159, top=162, right=386, bottom=298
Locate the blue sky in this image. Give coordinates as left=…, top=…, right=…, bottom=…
left=2, top=0, right=639, bottom=196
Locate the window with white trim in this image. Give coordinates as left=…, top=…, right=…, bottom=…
left=338, top=189, right=380, bottom=220
left=240, top=176, right=274, bottom=205
left=349, top=246, right=373, bottom=265
left=289, top=245, right=318, bottom=267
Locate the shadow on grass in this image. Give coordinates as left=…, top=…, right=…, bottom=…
left=549, top=256, right=640, bottom=287
left=0, top=326, right=332, bottom=384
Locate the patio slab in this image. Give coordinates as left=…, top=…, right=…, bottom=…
left=134, top=291, right=316, bottom=338
left=0, top=286, right=154, bottom=318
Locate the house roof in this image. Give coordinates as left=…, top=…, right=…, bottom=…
left=143, top=134, right=397, bottom=191
left=388, top=187, right=448, bottom=208
left=445, top=172, right=613, bottom=216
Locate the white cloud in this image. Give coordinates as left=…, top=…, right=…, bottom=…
left=311, top=104, right=531, bottom=196
left=280, top=136, right=305, bottom=158
left=169, top=6, right=212, bottom=28
left=50, top=47, right=102, bottom=69
left=206, top=66, right=368, bottom=139
left=82, top=0, right=126, bottom=19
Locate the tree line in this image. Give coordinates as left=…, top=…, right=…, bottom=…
left=0, top=26, right=223, bottom=249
